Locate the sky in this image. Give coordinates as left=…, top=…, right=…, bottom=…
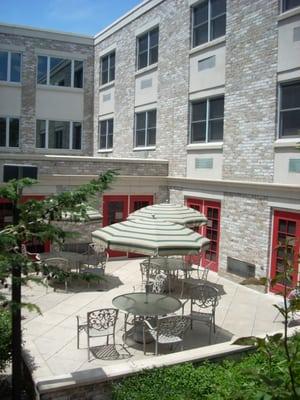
left=0, top=0, right=144, bottom=36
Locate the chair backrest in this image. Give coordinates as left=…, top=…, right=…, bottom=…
left=87, top=308, right=118, bottom=331
left=151, top=273, right=167, bottom=294
left=200, top=261, right=213, bottom=281
left=190, top=284, right=219, bottom=310
left=157, top=316, right=188, bottom=339
left=44, top=257, right=69, bottom=271
left=140, top=262, right=147, bottom=281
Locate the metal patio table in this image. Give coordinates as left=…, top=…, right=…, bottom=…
left=40, top=251, right=89, bottom=272
left=112, top=292, right=182, bottom=343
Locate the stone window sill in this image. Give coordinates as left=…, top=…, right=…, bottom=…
left=133, top=146, right=156, bottom=151
left=0, top=81, right=22, bottom=87
left=135, top=63, right=158, bottom=77
left=278, top=6, right=300, bottom=22
left=274, top=138, right=300, bottom=148
left=97, top=149, right=113, bottom=153
left=189, top=36, right=226, bottom=56
left=36, top=85, right=84, bottom=94
left=187, top=142, right=223, bottom=151
left=99, top=81, right=115, bottom=91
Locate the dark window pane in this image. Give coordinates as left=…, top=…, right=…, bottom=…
left=211, top=0, right=226, bottom=18
left=149, top=47, right=158, bottom=65
left=147, top=110, right=156, bottom=128
left=0, top=52, right=8, bottom=81
left=211, top=14, right=226, bottom=40
left=150, top=28, right=159, bottom=47
left=50, top=58, right=71, bottom=87
left=192, top=102, right=207, bottom=121
left=283, top=0, right=300, bottom=12
left=102, top=56, right=108, bottom=71
left=110, top=66, right=115, bottom=82
left=100, top=135, right=107, bottom=149
left=136, top=130, right=146, bottom=147
left=74, top=60, right=83, bottom=88
left=3, top=165, right=18, bottom=182
left=22, top=166, right=37, bottom=180
left=287, top=221, right=296, bottom=235
left=208, top=119, right=223, bottom=141
left=138, top=34, right=148, bottom=53
left=193, top=1, right=208, bottom=25
left=147, top=127, right=156, bottom=146
left=108, top=119, right=114, bottom=134
left=110, top=52, right=115, bottom=67
left=281, top=83, right=300, bottom=109
left=37, top=56, right=47, bottom=84
left=193, top=24, right=208, bottom=47
left=49, top=120, right=70, bottom=149
left=138, top=52, right=148, bottom=69
left=9, top=118, right=19, bottom=147
left=36, top=120, right=46, bottom=148
left=279, top=219, right=287, bottom=232
left=107, top=133, right=113, bottom=149
left=72, top=122, right=81, bottom=149
left=10, top=53, right=21, bottom=82
left=0, top=118, right=6, bottom=146
left=136, top=113, right=146, bottom=130
left=280, top=110, right=300, bottom=137
left=101, top=70, right=108, bottom=85
left=210, top=97, right=224, bottom=118
left=191, top=121, right=206, bottom=142
left=100, top=121, right=107, bottom=137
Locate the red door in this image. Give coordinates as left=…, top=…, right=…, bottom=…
left=270, top=210, right=300, bottom=293
left=186, top=198, right=221, bottom=272
left=128, top=195, right=153, bottom=258
left=103, top=195, right=129, bottom=257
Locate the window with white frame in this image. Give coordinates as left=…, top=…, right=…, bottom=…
left=99, top=119, right=113, bottom=150
left=137, top=27, right=159, bottom=70
left=135, top=110, right=156, bottom=147
left=0, top=117, right=19, bottom=147
left=190, top=96, right=224, bottom=143
left=37, top=56, right=83, bottom=88
left=282, top=0, right=300, bottom=12
left=279, top=81, right=300, bottom=138
left=36, top=120, right=82, bottom=150
left=100, top=51, right=115, bottom=85
left=192, top=0, right=226, bottom=48
left=0, top=51, right=21, bottom=82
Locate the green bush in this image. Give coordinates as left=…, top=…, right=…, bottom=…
left=0, top=309, right=12, bottom=372
left=113, top=334, right=300, bottom=400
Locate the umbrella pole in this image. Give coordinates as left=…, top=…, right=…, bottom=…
left=145, top=256, right=151, bottom=294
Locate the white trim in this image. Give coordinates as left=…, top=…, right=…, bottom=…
left=97, top=149, right=113, bottom=153
left=183, top=189, right=224, bottom=201
left=135, top=18, right=160, bottom=37
left=99, top=112, right=114, bottom=121
left=135, top=63, right=158, bottom=78
left=36, top=84, right=84, bottom=94
left=35, top=48, right=88, bottom=60
left=186, top=142, right=223, bottom=150
left=98, top=44, right=117, bottom=58
left=274, top=138, right=300, bottom=148
left=94, top=0, right=164, bottom=44
left=99, top=81, right=115, bottom=91
left=189, top=86, right=225, bottom=100
left=0, top=81, right=21, bottom=88
left=277, top=69, right=300, bottom=83
left=278, top=5, right=300, bottom=22
left=268, top=199, right=300, bottom=211
left=134, top=102, right=157, bottom=112
left=0, top=23, right=93, bottom=45
left=190, top=36, right=226, bottom=56
left=133, top=146, right=156, bottom=151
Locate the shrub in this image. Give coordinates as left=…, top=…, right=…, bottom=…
left=113, top=333, right=300, bottom=400
left=0, top=309, right=12, bottom=372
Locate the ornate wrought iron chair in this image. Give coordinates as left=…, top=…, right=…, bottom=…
left=43, top=257, right=70, bottom=291
left=82, top=243, right=108, bottom=273
left=76, top=308, right=119, bottom=360
left=186, top=284, right=219, bottom=344
left=143, top=315, right=189, bottom=355
left=148, top=273, right=168, bottom=294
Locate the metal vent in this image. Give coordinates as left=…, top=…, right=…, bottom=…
left=293, top=27, right=300, bottom=42
left=103, top=93, right=111, bottom=102
left=289, top=159, right=300, bottom=173
left=195, top=158, right=213, bottom=169
left=227, top=257, right=255, bottom=278
left=140, top=78, right=152, bottom=89
left=198, top=56, right=216, bottom=71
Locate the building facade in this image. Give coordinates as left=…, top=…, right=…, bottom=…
left=1, top=0, right=300, bottom=290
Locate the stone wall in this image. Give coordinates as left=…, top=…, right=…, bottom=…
left=94, top=0, right=189, bottom=177
left=0, top=32, right=94, bottom=156
left=219, top=192, right=272, bottom=277
left=222, top=0, right=278, bottom=182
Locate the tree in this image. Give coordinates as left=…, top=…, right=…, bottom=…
left=0, top=170, right=117, bottom=399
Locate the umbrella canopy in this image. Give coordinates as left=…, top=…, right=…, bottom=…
left=128, top=203, right=207, bottom=227
left=91, top=218, right=210, bottom=257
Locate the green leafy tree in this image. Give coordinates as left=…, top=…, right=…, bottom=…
left=0, top=170, right=117, bottom=399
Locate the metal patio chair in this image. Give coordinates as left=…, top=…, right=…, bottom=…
left=43, top=257, right=70, bottom=291
left=76, top=308, right=119, bottom=360
left=186, top=284, right=219, bottom=344
left=148, top=272, right=168, bottom=294
left=143, top=315, right=189, bottom=355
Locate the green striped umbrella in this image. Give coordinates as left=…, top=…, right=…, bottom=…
left=91, top=218, right=210, bottom=256
left=128, top=203, right=207, bottom=227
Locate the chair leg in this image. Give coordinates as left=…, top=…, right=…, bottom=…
left=77, top=328, right=80, bottom=349
left=87, top=336, right=90, bottom=361
left=155, top=341, right=158, bottom=356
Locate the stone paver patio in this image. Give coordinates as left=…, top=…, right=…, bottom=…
left=18, top=258, right=283, bottom=382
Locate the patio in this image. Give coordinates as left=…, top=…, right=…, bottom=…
left=19, top=257, right=283, bottom=384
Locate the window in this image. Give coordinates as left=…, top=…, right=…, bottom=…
left=37, top=56, right=83, bottom=88
left=190, top=96, right=224, bottom=143
left=282, top=0, right=300, bottom=12
left=137, top=27, right=159, bottom=70
left=99, top=119, right=113, bottom=150
left=0, top=117, right=19, bottom=147
left=135, top=110, right=156, bottom=147
left=36, top=120, right=82, bottom=150
left=3, top=165, right=38, bottom=182
left=192, top=0, right=226, bottom=47
left=279, top=81, right=300, bottom=138
left=100, top=52, right=115, bottom=85
left=0, top=51, right=21, bottom=82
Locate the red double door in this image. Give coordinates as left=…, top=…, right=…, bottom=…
left=270, top=210, right=300, bottom=293
left=102, top=195, right=153, bottom=257
left=186, top=198, right=221, bottom=272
